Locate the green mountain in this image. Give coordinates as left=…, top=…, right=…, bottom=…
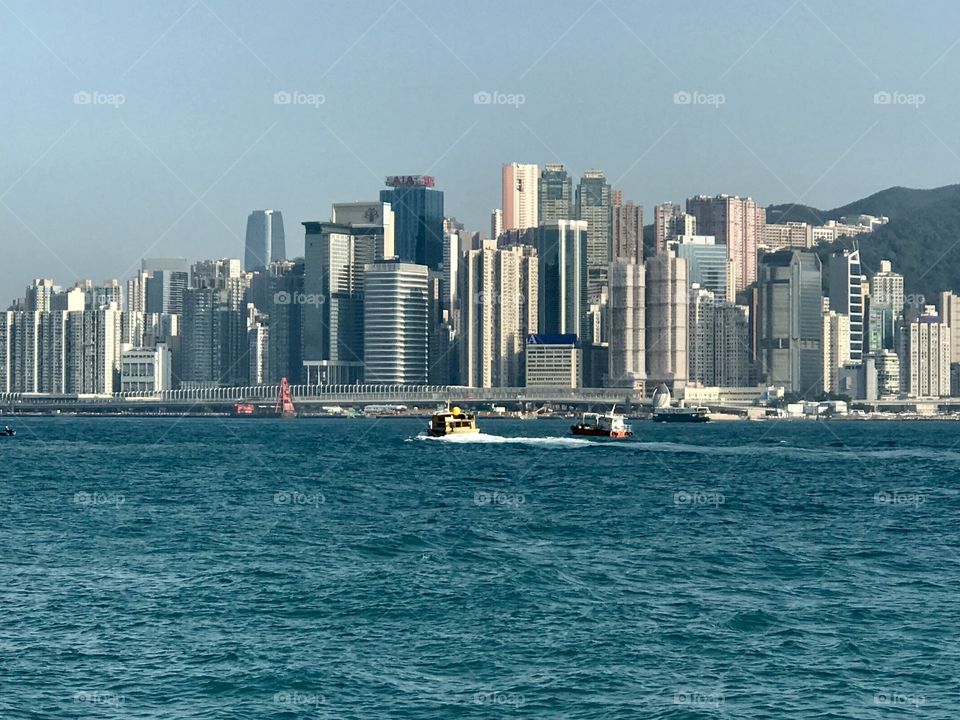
left=789, top=185, right=960, bottom=302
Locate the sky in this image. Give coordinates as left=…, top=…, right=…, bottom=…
left=2, top=0, right=960, bottom=302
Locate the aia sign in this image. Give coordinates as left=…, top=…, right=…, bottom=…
left=385, top=175, right=436, bottom=188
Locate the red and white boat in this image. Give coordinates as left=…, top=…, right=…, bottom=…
left=570, top=409, right=633, bottom=439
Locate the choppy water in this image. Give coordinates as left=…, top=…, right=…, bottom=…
left=2, top=417, right=959, bottom=718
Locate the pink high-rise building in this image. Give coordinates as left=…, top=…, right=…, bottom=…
left=686, top=194, right=764, bottom=293
left=501, top=163, right=539, bottom=232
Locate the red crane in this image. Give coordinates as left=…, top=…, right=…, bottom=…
left=275, top=377, right=296, bottom=418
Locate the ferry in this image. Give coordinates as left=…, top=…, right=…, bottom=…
left=652, top=406, right=711, bottom=423
left=428, top=406, right=480, bottom=437
left=570, top=410, right=633, bottom=439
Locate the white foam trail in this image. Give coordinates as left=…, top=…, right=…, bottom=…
left=415, top=432, right=595, bottom=448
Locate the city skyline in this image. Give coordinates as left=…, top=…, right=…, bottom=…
left=4, top=0, right=960, bottom=301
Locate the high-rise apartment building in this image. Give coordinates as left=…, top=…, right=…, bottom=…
left=908, top=307, right=951, bottom=398
left=502, top=163, right=539, bottom=232
left=686, top=194, right=763, bottom=292
left=244, top=210, right=286, bottom=272
left=363, top=262, right=429, bottom=384
left=654, top=203, right=682, bottom=254
left=612, top=201, right=643, bottom=264
left=822, top=300, right=851, bottom=394
left=459, top=242, right=538, bottom=387
left=688, top=286, right=750, bottom=388
left=490, top=209, right=503, bottom=241
left=380, top=175, right=444, bottom=270
left=607, top=259, right=645, bottom=388
left=645, top=252, right=688, bottom=389
left=576, top=170, right=613, bottom=302
left=939, top=291, right=960, bottom=366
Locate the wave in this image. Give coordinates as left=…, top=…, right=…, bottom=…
left=413, top=433, right=595, bottom=448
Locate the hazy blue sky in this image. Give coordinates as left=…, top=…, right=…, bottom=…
left=2, top=0, right=959, bottom=301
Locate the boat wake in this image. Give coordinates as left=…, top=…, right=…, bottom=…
left=413, top=432, right=595, bottom=448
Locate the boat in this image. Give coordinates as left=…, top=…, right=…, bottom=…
left=1, top=425, right=15, bottom=437
left=428, top=406, right=479, bottom=437
left=650, top=383, right=711, bottom=423
left=652, top=406, right=711, bottom=423
left=570, top=409, right=633, bottom=439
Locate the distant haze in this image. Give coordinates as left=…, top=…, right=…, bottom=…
left=2, top=0, right=959, bottom=301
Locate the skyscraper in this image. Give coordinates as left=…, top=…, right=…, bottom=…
left=244, top=210, right=286, bottom=272
left=459, top=242, right=538, bottom=387
left=612, top=201, right=643, bottom=264
left=534, top=220, right=588, bottom=339
left=501, top=163, right=539, bottom=232
left=908, top=307, right=951, bottom=398
left=576, top=170, right=613, bottom=302
left=490, top=208, right=503, bottom=241
left=302, top=221, right=377, bottom=385
left=332, top=201, right=395, bottom=261
left=538, top=164, right=573, bottom=224
left=828, top=248, right=864, bottom=363
left=645, top=252, right=688, bottom=389
left=607, top=259, right=645, bottom=388
left=822, top=299, right=851, bottom=394
left=142, top=258, right=188, bottom=315
left=756, top=250, right=823, bottom=397
left=654, top=203, right=683, bottom=253
left=686, top=194, right=763, bottom=292
left=670, top=235, right=732, bottom=302
left=379, top=175, right=444, bottom=270
left=363, top=262, right=429, bottom=384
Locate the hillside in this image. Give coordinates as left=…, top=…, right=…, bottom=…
left=643, top=184, right=960, bottom=302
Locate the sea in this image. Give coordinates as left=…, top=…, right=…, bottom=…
left=1, top=416, right=959, bottom=719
